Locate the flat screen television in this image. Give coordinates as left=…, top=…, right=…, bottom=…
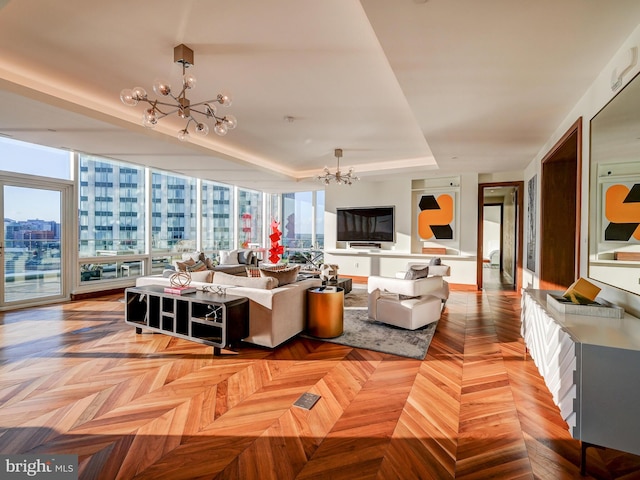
left=336, top=206, right=395, bottom=243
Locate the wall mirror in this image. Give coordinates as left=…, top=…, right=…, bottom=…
left=589, top=71, right=640, bottom=295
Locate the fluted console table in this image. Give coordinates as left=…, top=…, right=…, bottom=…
left=521, top=289, right=640, bottom=474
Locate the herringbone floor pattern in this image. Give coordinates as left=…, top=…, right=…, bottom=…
left=1, top=288, right=639, bottom=479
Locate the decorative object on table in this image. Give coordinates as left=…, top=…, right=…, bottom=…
left=317, top=148, right=359, bottom=185
left=169, top=271, right=192, bottom=287
left=268, top=218, right=284, bottom=264
left=120, top=44, right=237, bottom=141
left=546, top=292, right=624, bottom=319
left=319, top=263, right=338, bottom=283
left=562, top=277, right=600, bottom=305
left=165, top=271, right=196, bottom=295
left=544, top=276, right=624, bottom=319
left=202, top=285, right=228, bottom=295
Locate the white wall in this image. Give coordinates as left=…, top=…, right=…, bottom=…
left=525, top=24, right=640, bottom=316
left=324, top=172, right=479, bottom=285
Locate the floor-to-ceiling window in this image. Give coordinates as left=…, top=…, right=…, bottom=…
left=78, top=155, right=147, bottom=282
left=0, top=138, right=72, bottom=308
left=202, top=180, right=234, bottom=251
left=0, top=136, right=328, bottom=305
left=237, top=188, right=263, bottom=248
left=282, top=192, right=314, bottom=249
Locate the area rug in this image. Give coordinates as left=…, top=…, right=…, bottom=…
left=302, top=306, right=437, bottom=360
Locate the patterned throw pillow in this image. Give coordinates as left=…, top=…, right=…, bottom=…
left=186, top=260, right=207, bottom=272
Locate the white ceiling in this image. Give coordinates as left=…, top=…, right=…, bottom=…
left=0, top=0, right=640, bottom=192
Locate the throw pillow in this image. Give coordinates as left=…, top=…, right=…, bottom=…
left=219, top=249, right=239, bottom=265
left=176, top=258, right=196, bottom=272
left=198, top=252, right=217, bottom=270
left=429, top=257, right=442, bottom=266
left=237, top=250, right=255, bottom=265
left=259, top=264, right=300, bottom=286
left=186, top=260, right=207, bottom=272
left=404, top=265, right=429, bottom=280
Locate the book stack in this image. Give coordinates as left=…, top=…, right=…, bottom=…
left=164, top=286, right=196, bottom=295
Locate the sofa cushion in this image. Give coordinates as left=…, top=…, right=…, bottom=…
left=189, top=270, right=215, bottom=283
left=259, top=264, right=300, bottom=286
left=213, top=271, right=278, bottom=290
left=220, top=249, right=239, bottom=265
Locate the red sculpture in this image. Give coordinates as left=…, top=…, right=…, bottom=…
left=268, top=218, right=284, bottom=264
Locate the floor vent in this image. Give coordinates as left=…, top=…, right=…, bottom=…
left=294, top=392, right=321, bottom=410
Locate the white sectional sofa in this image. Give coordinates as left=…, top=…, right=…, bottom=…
left=136, top=270, right=321, bottom=348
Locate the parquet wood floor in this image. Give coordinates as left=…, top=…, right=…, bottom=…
left=1, top=288, right=640, bottom=479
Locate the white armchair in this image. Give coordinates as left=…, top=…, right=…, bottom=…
left=367, top=272, right=447, bottom=330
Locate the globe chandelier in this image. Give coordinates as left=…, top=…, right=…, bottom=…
left=120, top=44, right=237, bottom=141
left=318, top=148, right=359, bottom=185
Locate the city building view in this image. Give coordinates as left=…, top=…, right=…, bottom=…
left=1, top=137, right=324, bottom=306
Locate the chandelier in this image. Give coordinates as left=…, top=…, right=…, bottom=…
left=120, top=44, right=237, bottom=141
left=318, top=148, right=359, bottom=185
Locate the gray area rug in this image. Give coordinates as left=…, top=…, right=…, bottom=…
left=302, top=306, right=436, bottom=360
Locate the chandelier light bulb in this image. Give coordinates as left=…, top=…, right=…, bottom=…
left=120, top=89, right=138, bottom=106
left=142, top=108, right=158, bottom=127
left=195, top=122, right=209, bottom=136
left=217, top=93, right=232, bottom=107
left=223, top=115, right=238, bottom=130
left=214, top=121, right=228, bottom=136
left=183, top=73, right=196, bottom=89
left=178, top=129, right=189, bottom=141
left=153, top=78, right=172, bottom=96
left=132, top=86, right=147, bottom=101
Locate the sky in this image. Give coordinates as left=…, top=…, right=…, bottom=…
left=1, top=137, right=69, bottom=222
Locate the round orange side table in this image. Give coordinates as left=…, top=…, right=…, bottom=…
left=306, top=286, right=344, bottom=338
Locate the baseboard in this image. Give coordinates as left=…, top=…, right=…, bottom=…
left=71, top=287, right=126, bottom=301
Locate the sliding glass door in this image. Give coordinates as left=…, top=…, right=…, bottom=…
left=1, top=180, right=70, bottom=308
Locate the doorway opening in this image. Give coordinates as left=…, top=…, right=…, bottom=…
left=477, top=182, right=524, bottom=291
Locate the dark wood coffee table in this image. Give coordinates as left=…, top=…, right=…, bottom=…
left=328, top=277, right=352, bottom=294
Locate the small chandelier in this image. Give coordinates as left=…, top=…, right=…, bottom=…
left=120, top=44, right=237, bottom=141
left=318, top=148, right=359, bottom=185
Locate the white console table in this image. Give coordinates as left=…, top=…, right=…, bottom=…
left=521, top=289, right=640, bottom=474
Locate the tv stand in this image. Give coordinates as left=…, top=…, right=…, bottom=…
left=349, top=242, right=381, bottom=249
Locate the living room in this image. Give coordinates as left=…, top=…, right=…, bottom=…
left=3, top=2, right=640, bottom=478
